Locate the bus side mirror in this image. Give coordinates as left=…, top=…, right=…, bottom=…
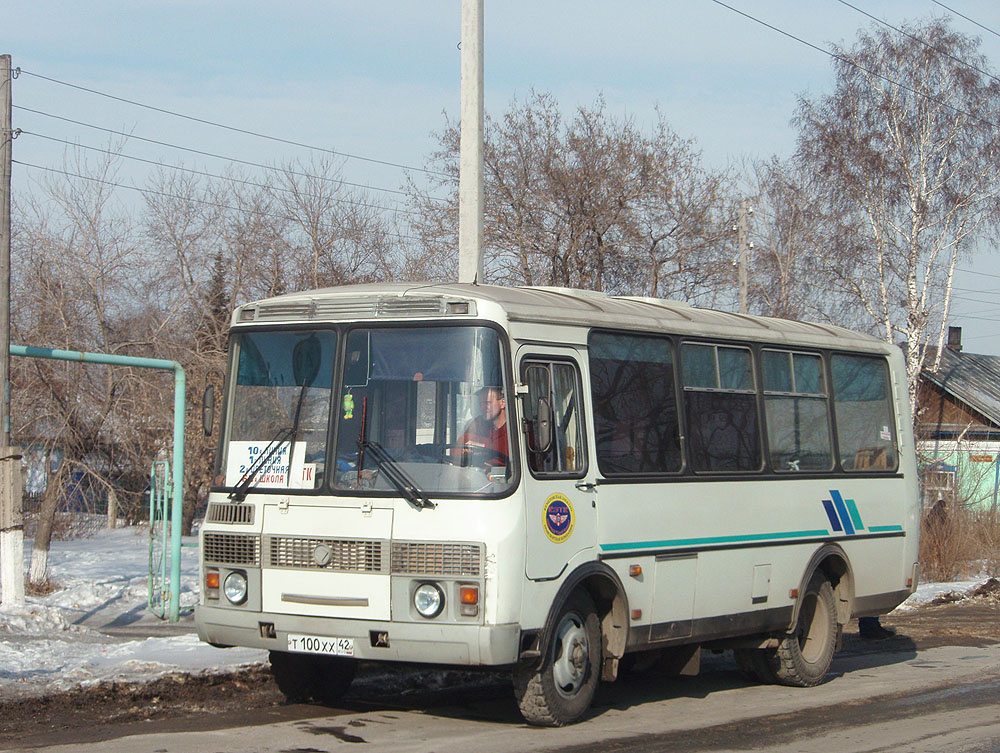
left=530, top=396, right=553, bottom=453
left=202, top=384, right=215, bottom=437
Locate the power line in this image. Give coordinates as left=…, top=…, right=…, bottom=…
left=14, top=105, right=448, bottom=204
left=15, top=68, right=450, bottom=179
left=20, top=129, right=424, bottom=219
left=708, top=0, right=1000, bottom=132
left=13, top=159, right=423, bottom=245
left=957, top=265, right=1000, bottom=280
left=931, top=0, right=1000, bottom=40
left=834, top=0, right=1000, bottom=88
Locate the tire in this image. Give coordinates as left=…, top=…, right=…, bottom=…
left=768, top=572, right=838, bottom=687
left=310, top=654, right=358, bottom=705
left=513, top=590, right=602, bottom=726
left=733, top=647, right=779, bottom=684
left=269, top=650, right=357, bottom=705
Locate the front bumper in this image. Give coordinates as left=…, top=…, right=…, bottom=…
left=196, top=604, right=520, bottom=666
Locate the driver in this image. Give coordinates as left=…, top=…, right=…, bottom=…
left=456, top=385, right=509, bottom=466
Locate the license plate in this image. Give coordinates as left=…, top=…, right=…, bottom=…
left=287, top=633, right=355, bottom=656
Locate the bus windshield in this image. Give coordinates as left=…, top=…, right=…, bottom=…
left=332, top=325, right=512, bottom=496
left=217, top=325, right=513, bottom=498
left=220, top=329, right=337, bottom=492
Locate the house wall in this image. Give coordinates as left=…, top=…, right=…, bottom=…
left=917, top=439, right=1000, bottom=511
left=917, top=380, right=991, bottom=429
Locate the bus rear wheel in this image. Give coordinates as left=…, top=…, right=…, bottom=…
left=513, top=590, right=601, bottom=726
left=269, top=650, right=357, bottom=705
left=771, top=572, right=838, bottom=686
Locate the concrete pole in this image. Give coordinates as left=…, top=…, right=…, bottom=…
left=737, top=199, right=750, bottom=315
left=458, top=0, right=484, bottom=285
left=0, top=54, right=23, bottom=606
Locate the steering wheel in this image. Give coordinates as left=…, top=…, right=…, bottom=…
left=441, top=443, right=507, bottom=467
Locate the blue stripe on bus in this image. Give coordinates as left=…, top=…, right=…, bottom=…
left=822, top=498, right=843, bottom=532
left=600, top=529, right=831, bottom=552
left=868, top=524, right=904, bottom=532
left=830, top=490, right=856, bottom=535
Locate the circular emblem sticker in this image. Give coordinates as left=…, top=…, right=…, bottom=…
left=543, top=493, right=575, bottom=543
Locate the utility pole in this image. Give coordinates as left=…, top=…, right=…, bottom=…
left=458, top=0, right=484, bottom=285
left=736, top=198, right=751, bottom=315
left=0, top=54, right=23, bottom=606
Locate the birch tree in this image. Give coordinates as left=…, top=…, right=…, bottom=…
left=794, top=18, right=1000, bottom=414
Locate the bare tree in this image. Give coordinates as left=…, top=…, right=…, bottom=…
left=794, top=18, right=1000, bottom=413
left=741, top=158, right=861, bottom=325
left=408, top=91, right=732, bottom=297
left=274, top=157, right=401, bottom=289
left=11, top=146, right=164, bottom=585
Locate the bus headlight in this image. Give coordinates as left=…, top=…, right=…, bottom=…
left=224, top=571, right=248, bottom=605
left=413, top=583, right=444, bottom=618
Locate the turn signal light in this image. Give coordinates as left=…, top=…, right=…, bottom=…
left=629, top=565, right=642, bottom=578
left=206, top=572, right=220, bottom=589
left=460, top=585, right=479, bottom=617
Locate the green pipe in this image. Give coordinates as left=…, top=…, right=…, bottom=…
left=10, top=344, right=187, bottom=622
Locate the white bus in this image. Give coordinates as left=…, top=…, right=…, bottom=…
left=195, top=283, right=920, bottom=726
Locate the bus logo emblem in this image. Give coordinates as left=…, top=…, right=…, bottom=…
left=822, top=490, right=865, bottom=535
left=543, top=493, right=575, bottom=543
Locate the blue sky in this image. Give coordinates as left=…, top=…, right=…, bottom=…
left=7, top=1, right=1000, bottom=352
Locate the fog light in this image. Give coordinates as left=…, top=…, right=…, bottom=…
left=224, top=571, right=248, bottom=605
left=414, top=583, right=444, bottom=618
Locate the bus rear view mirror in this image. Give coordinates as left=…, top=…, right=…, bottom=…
left=293, top=334, right=322, bottom=387
left=530, top=396, right=553, bottom=453
left=202, top=384, right=215, bottom=437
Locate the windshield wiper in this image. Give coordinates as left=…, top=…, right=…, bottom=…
left=229, top=427, right=294, bottom=502
left=359, top=439, right=435, bottom=511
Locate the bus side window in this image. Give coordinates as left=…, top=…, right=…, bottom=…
left=681, top=343, right=762, bottom=473
left=521, top=360, right=586, bottom=477
left=588, top=331, right=681, bottom=475
left=831, top=354, right=898, bottom=472
left=761, top=350, right=834, bottom=472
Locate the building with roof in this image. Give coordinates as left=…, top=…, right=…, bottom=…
left=917, top=327, right=1000, bottom=512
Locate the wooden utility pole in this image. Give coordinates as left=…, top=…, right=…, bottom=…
left=0, top=54, right=23, bottom=606
left=458, top=0, right=484, bottom=284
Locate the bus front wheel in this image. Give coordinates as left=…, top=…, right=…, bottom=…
left=269, top=650, right=357, bottom=705
left=513, top=590, right=601, bottom=726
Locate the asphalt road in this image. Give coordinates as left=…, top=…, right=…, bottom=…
left=13, top=638, right=1000, bottom=753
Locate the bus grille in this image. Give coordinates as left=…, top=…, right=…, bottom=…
left=205, top=502, right=254, bottom=525
left=204, top=533, right=260, bottom=565
left=267, top=536, right=386, bottom=573
left=390, top=542, right=482, bottom=576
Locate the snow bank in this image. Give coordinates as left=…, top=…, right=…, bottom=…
left=0, top=527, right=265, bottom=698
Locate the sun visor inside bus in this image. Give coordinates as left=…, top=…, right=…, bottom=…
left=348, top=327, right=502, bottom=385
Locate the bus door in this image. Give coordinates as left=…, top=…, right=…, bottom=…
left=517, top=347, right=597, bottom=580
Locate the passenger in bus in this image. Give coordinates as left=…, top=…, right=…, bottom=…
left=455, top=385, right=509, bottom=466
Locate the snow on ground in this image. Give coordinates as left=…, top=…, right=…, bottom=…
left=0, top=526, right=265, bottom=699
left=0, top=526, right=994, bottom=700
